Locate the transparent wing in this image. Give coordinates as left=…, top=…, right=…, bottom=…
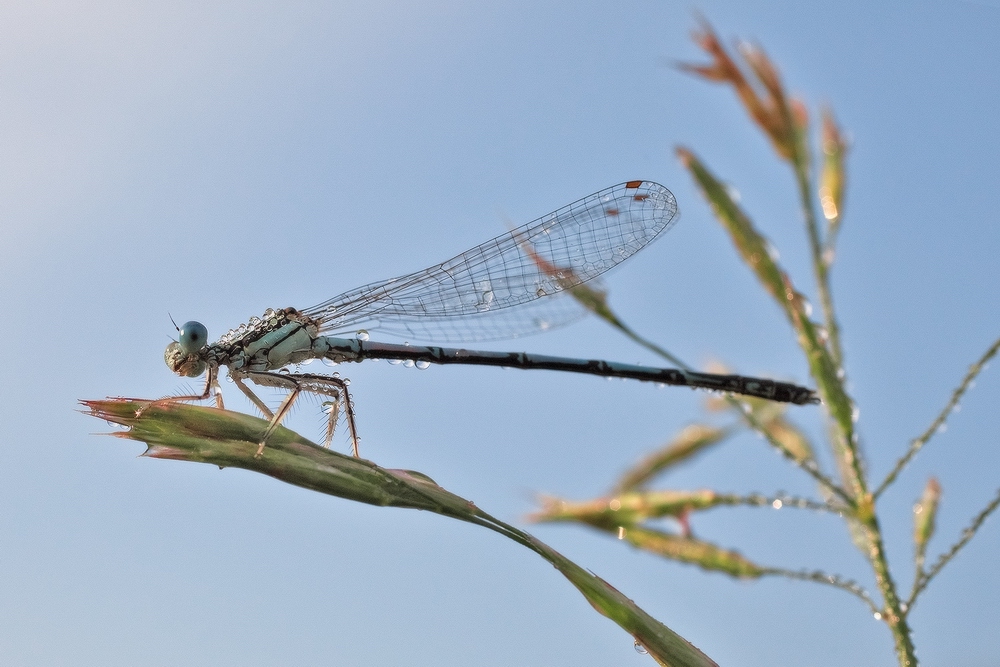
left=302, top=180, right=678, bottom=343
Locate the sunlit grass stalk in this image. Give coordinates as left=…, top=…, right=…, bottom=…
left=907, top=486, right=1000, bottom=610
left=673, top=22, right=947, bottom=664
left=876, top=335, right=1000, bottom=497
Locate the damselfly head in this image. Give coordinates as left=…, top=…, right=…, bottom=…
left=164, top=341, right=207, bottom=377
left=165, top=320, right=209, bottom=377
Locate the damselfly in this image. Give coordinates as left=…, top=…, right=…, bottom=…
left=156, top=181, right=817, bottom=456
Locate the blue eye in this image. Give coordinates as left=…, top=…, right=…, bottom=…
left=178, top=321, right=209, bottom=354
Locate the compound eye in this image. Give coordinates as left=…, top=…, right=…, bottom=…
left=178, top=321, right=209, bottom=354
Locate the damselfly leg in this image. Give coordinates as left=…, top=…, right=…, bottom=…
left=231, top=370, right=360, bottom=457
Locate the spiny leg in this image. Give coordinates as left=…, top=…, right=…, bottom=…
left=125, top=365, right=221, bottom=416
left=244, top=371, right=361, bottom=458
left=231, top=374, right=275, bottom=419
left=321, top=397, right=341, bottom=449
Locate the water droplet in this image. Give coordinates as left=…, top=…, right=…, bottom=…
left=617, top=526, right=626, bottom=540
left=343, top=379, right=351, bottom=387
left=873, top=612, right=882, bottom=621
left=278, top=368, right=290, bottom=375
left=772, top=499, right=783, bottom=509
left=765, top=240, right=780, bottom=261
left=388, top=359, right=402, bottom=365
left=415, top=360, right=430, bottom=370
left=356, top=329, right=370, bottom=341
left=851, top=405, right=860, bottom=423
left=403, top=359, right=415, bottom=368
left=322, top=358, right=339, bottom=368
left=633, top=641, right=648, bottom=655
left=724, top=183, right=741, bottom=203
left=225, top=375, right=234, bottom=383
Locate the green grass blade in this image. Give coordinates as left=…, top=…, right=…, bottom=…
left=83, top=398, right=718, bottom=667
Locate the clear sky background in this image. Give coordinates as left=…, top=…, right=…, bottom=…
left=1, top=1, right=998, bottom=665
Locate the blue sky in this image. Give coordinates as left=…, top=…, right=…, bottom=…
left=1, top=1, right=998, bottom=665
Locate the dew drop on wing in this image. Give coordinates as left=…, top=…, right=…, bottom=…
left=477, top=289, right=495, bottom=311
left=356, top=329, right=370, bottom=341
left=388, top=359, right=402, bottom=365
left=403, top=359, right=415, bottom=368
left=415, top=360, right=430, bottom=370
